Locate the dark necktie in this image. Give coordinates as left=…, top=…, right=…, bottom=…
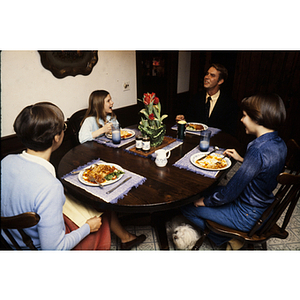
left=205, top=96, right=211, bottom=123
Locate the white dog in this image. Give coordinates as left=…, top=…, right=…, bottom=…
left=166, top=215, right=201, bottom=250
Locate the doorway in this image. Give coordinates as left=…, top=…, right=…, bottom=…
left=136, top=51, right=178, bottom=119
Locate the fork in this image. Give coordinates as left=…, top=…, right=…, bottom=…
left=216, top=154, right=226, bottom=164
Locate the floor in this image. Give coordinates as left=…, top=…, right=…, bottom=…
left=111, top=163, right=300, bottom=251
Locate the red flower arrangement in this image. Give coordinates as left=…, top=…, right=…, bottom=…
left=138, top=92, right=168, bottom=129
left=138, top=92, right=168, bottom=147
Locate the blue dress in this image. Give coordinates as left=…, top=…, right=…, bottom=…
left=181, top=131, right=287, bottom=246
left=78, top=115, right=118, bottom=144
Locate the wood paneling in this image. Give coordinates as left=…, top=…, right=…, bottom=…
left=233, top=51, right=300, bottom=145
left=186, top=50, right=300, bottom=147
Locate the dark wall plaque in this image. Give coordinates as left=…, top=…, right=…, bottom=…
left=38, top=50, right=98, bottom=78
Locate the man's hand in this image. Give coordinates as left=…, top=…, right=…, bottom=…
left=175, top=115, right=185, bottom=122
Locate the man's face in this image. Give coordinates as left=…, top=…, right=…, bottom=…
left=203, top=67, right=224, bottom=90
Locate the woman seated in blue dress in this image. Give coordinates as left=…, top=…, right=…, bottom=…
left=181, top=93, right=287, bottom=250
left=79, top=90, right=118, bottom=144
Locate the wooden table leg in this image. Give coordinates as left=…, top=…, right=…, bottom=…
left=151, top=212, right=170, bottom=250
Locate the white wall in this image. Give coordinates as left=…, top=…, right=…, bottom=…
left=1, top=50, right=137, bottom=137
left=177, top=51, right=191, bottom=94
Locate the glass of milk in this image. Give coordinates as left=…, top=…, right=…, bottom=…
left=111, top=123, right=121, bottom=144
left=199, top=130, right=211, bottom=152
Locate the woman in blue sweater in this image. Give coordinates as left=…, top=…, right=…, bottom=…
left=1, top=102, right=145, bottom=250
left=181, top=93, right=287, bottom=250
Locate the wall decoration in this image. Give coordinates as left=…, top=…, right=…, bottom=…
left=38, top=50, right=98, bottom=78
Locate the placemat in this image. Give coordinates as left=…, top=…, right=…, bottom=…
left=93, top=128, right=140, bottom=148
left=171, top=124, right=221, bottom=137
left=62, top=158, right=146, bottom=204
left=172, top=146, right=225, bottom=178
left=125, top=136, right=178, bottom=158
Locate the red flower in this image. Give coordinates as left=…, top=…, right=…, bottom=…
left=149, top=113, right=155, bottom=120
left=154, top=97, right=159, bottom=105
left=143, top=93, right=151, bottom=105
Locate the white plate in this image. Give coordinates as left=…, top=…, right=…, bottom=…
left=78, top=163, right=124, bottom=186
left=190, top=152, right=231, bottom=171
left=105, top=128, right=135, bottom=140
left=186, top=122, right=208, bottom=132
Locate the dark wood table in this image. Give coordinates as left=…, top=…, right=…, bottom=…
left=58, top=123, right=241, bottom=249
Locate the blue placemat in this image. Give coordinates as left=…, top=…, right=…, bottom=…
left=171, top=124, right=221, bottom=137
left=94, top=128, right=140, bottom=148
left=172, top=146, right=225, bottom=178
left=62, top=158, right=146, bottom=204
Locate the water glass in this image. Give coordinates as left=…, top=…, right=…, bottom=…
left=111, top=123, right=121, bottom=144
left=199, top=130, right=211, bottom=152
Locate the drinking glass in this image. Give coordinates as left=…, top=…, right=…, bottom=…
left=177, top=120, right=186, bottom=139
left=111, top=123, right=121, bottom=144
left=199, top=130, right=211, bottom=152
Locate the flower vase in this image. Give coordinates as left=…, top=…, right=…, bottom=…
left=138, top=124, right=166, bottom=147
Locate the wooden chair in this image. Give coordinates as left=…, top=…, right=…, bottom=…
left=192, top=139, right=300, bottom=250
left=67, top=109, right=87, bottom=147
left=285, top=139, right=300, bottom=175
left=1, top=212, right=40, bottom=250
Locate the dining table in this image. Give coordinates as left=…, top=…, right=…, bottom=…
left=58, top=122, right=242, bottom=249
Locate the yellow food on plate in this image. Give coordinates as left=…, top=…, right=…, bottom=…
left=82, top=164, right=118, bottom=184
left=120, top=130, right=132, bottom=139
left=196, top=154, right=227, bottom=169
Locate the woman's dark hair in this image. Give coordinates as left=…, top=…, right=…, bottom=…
left=81, top=90, right=116, bottom=128
left=241, top=93, right=286, bottom=131
left=13, top=102, right=64, bottom=151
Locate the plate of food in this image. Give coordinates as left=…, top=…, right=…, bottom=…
left=78, top=163, right=125, bottom=186
left=106, top=128, right=135, bottom=140
left=186, top=122, right=208, bottom=132
left=190, top=152, right=231, bottom=171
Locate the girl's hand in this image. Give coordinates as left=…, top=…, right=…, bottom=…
left=194, top=197, right=205, bottom=207
left=86, top=216, right=102, bottom=232
left=102, top=122, right=112, bottom=133
left=223, top=149, right=244, bottom=163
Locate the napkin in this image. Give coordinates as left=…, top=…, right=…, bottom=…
left=171, top=124, right=221, bottom=137
left=93, top=128, right=140, bottom=148
left=62, top=158, right=146, bottom=204
left=63, top=193, right=103, bottom=227
left=172, top=146, right=225, bottom=178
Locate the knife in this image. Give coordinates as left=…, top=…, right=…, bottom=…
left=106, top=177, right=132, bottom=194
left=197, top=147, right=218, bottom=162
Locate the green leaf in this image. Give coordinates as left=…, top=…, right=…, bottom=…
left=148, top=101, right=153, bottom=114
left=140, top=108, right=149, bottom=118
left=153, top=105, right=160, bottom=119
left=160, top=114, right=168, bottom=122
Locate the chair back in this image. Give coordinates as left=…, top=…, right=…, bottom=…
left=285, top=139, right=300, bottom=175
left=1, top=212, right=40, bottom=250
left=248, top=172, right=300, bottom=237
left=67, top=109, right=87, bottom=147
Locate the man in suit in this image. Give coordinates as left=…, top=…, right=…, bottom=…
left=176, top=63, right=238, bottom=136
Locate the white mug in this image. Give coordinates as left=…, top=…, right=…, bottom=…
left=155, top=149, right=171, bottom=167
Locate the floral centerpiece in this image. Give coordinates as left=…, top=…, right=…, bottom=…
left=138, top=92, right=168, bottom=147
